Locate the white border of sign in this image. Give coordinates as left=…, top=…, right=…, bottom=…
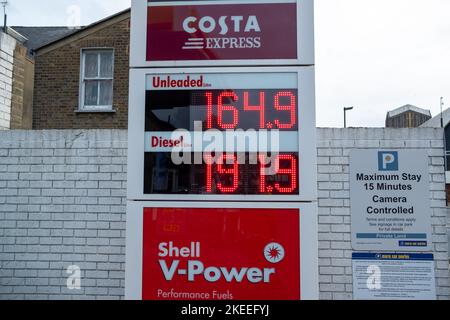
left=127, top=66, right=317, bottom=202
left=130, top=0, right=314, bottom=67
left=125, top=201, right=319, bottom=300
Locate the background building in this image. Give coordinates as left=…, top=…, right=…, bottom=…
left=0, top=28, right=35, bottom=130
left=422, top=109, right=450, bottom=196
left=30, top=9, right=130, bottom=130
left=386, top=104, right=432, bottom=128
left=421, top=110, right=450, bottom=253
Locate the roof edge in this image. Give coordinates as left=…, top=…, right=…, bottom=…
left=387, top=104, right=431, bottom=119
left=5, top=27, right=28, bottom=43
left=35, top=8, right=130, bottom=54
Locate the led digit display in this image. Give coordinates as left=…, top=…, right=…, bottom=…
left=145, top=89, right=298, bottom=131
left=143, top=72, right=300, bottom=196
left=144, top=153, right=299, bottom=195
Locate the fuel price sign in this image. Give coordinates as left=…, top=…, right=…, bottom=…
left=127, top=67, right=317, bottom=202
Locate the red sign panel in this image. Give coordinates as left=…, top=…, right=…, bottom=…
left=147, top=3, right=297, bottom=61
left=142, top=208, right=300, bottom=300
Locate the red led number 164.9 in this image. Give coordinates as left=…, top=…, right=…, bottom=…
left=202, top=90, right=297, bottom=130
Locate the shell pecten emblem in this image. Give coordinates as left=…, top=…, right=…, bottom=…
left=264, top=243, right=285, bottom=264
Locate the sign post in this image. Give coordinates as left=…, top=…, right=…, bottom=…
left=126, top=0, right=318, bottom=300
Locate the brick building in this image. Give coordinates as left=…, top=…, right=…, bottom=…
left=0, top=28, right=36, bottom=130
left=31, top=9, right=130, bottom=129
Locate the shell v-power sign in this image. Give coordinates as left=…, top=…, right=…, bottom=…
left=125, top=0, right=318, bottom=300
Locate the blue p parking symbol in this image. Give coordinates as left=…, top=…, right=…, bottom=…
left=378, top=151, right=398, bottom=171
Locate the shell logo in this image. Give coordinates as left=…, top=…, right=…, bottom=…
left=264, top=242, right=285, bottom=264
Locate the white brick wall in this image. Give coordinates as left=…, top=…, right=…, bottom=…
left=0, top=32, right=15, bottom=130
left=0, top=130, right=127, bottom=300
left=0, top=128, right=448, bottom=300
left=317, top=128, right=450, bottom=300
left=448, top=208, right=450, bottom=261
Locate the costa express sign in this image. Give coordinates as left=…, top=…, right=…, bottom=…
left=146, top=2, right=297, bottom=61
left=142, top=208, right=300, bottom=300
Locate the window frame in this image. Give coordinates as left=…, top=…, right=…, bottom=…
left=79, top=48, right=115, bottom=112
left=445, top=124, right=450, bottom=171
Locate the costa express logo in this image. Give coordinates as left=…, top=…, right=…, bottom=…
left=182, top=15, right=261, bottom=50
left=158, top=241, right=285, bottom=286
left=146, top=4, right=297, bottom=61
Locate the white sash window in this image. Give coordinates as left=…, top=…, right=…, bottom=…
left=80, top=49, right=114, bottom=111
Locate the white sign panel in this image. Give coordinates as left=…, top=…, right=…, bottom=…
left=352, top=253, right=436, bottom=300
left=125, top=201, right=319, bottom=300
left=350, top=150, right=432, bottom=251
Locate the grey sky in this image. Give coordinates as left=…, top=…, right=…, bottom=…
left=5, top=0, right=450, bottom=127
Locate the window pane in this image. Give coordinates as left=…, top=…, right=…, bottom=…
left=84, top=52, right=98, bottom=78
left=84, top=80, right=99, bottom=106
left=100, top=52, right=113, bottom=78
left=99, top=80, right=113, bottom=106
left=445, top=125, right=450, bottom=150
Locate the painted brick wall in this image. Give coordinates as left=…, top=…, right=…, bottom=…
left=0, top=32, right=16, bottom=130
left=0, top=129, right=448, bottom=300
left=0, top=130, right=127, bottom=299
left=317, top=128, right=450, bottom=300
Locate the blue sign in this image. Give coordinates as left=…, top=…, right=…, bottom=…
left=378, top=151, right=398, bottom=171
